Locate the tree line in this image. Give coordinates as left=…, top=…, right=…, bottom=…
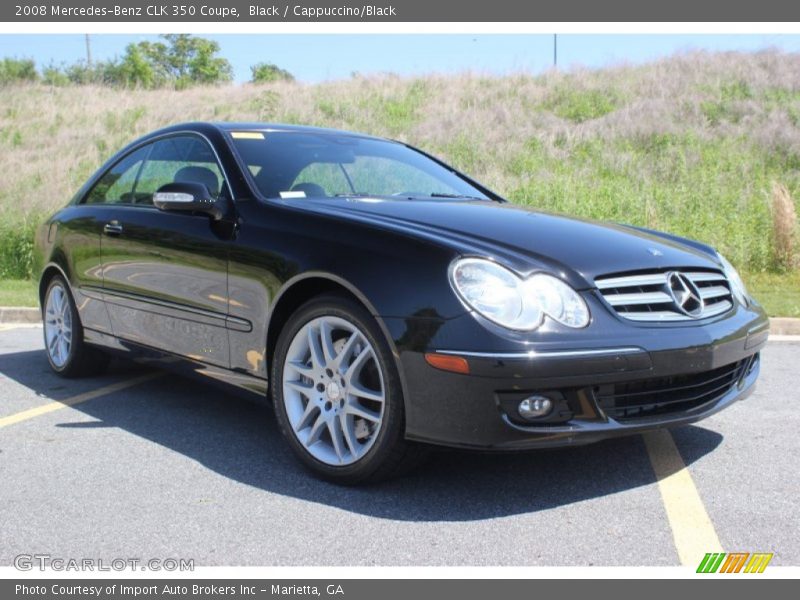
left=0, top=34, right=294, bottom=88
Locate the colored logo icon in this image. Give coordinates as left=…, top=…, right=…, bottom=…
left=697, top=552, right=773, bottom=573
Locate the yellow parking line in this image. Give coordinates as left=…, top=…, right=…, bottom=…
left=0, top=372, right=163, bottom=429
left=643, top=430, right=723, bottom=566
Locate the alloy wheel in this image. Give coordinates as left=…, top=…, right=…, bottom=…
left=282, top=315, right=386, bottom=466
left=44, top=282, right=73, bottom=368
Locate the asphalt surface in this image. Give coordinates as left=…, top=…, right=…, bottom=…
left=0, top=324, right=798, bottom=567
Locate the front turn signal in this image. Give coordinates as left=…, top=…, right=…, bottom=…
left=424, top=353, right=470, bottom=375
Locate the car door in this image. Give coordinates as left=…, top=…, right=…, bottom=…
left=53, top=147, right=159, bottom=336
left=97, top=134, right=232, bottom=367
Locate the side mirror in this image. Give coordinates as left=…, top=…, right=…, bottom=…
left=153, top=182, right=224, bottom=220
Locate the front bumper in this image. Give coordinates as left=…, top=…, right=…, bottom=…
left=385, top=301, right=769, bottom=450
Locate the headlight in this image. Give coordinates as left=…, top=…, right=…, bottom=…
left=716, top=252, right=749, bottom=306
left=524, top=273, right=592, bottom=328
left=450, top=258, right=590, bottom=331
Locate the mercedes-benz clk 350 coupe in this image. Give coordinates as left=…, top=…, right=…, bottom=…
left=35, top=122, right=769, bottom=483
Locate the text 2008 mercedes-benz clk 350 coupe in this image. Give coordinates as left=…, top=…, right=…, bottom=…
left=35, top=122, right=769, bottom=483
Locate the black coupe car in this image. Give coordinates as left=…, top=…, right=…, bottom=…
left=35, top=122, right=769, bottom=483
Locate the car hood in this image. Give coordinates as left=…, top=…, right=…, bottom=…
left=286, top=197, right=721, bottom=289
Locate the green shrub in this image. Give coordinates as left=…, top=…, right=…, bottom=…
left=366, top=80, right=428, bottom=133
left=545, top=87, right=620, bottom=122
left=250, top=62, right=294, bottom=84
left=41, top=63, right=70, bottom=86
left=0, top=215, right=41, bottom=279
left=701, top=79, right=756, bottom=124
left=0, top=58, right=37, bottom=84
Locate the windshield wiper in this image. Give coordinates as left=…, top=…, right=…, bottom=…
left=331, top=192, right=489, bottom=201
left=429, top=192, right=487, bottom=200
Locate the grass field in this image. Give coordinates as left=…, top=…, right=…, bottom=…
left=0, top=279, right=37, bottom=307
left=744, top=271, right=800, bottom=317
left=0, top=50, right=798, bottom=311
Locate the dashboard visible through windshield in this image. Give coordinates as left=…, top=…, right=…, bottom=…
left=228, top=130, right=491, bottom=202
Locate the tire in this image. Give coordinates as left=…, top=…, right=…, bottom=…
left=271, top=294, right=427, bottom=484
left=42, top=275, right=110, bottom=378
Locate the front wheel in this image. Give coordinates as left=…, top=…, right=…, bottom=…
left=271, top=294, right=426, bottom=484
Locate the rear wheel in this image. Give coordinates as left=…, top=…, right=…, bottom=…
left=272, top=294, right=426, bottom=484
left=43, top=276, right=109, bottom=378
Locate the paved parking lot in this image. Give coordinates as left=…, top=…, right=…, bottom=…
left=1, top=324, right=798, bottom=567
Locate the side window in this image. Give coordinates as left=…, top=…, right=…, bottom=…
left=84, top=146, right=151, bottom=205
left=134, top=136, right=225, bottom=205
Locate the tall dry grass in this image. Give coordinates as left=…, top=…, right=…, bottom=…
left=771, top=182, right=798, bottom=270
left=1, top=49, right=799, bottom=277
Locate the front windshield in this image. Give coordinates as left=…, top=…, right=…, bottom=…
left=228, top=130, right=491, bottom=201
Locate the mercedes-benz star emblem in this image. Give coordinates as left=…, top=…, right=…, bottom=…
left=666, top=271, right=704, bottom=317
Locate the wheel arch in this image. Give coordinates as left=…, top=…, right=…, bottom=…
left=265, top=272, right=410, bottom=415
left=38, top=262, right=71, bottom=310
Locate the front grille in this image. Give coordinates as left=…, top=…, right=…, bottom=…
left=595, top=356, right=755, bottom=421
left=595, top=269, right=733, bottom=322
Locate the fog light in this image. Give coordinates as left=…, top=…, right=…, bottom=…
left=518, top=395, right=553, bottom=420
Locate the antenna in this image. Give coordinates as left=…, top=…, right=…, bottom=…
left=85, top=34, right=92, bottom=67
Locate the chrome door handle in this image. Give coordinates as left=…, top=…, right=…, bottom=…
left=103, top=222, right=123, bottom=235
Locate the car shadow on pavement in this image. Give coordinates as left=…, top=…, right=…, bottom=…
left=1, top=350, right=724, bottom=522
